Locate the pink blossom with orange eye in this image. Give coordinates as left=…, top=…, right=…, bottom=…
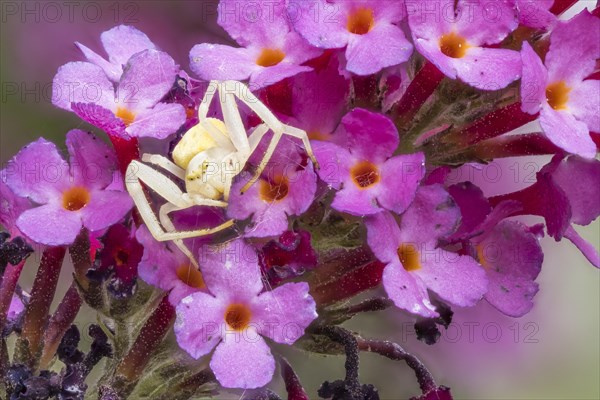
left=189, top=0, right=321, bottom=89
left=408, top=0, right=522, bottom=90
left=289, top=0, right=413, bottom=75
left=174, top=239, right=317, bottom=389
left=227, top=137, right=318, bottom=238
left=520, top=10, right=600, bottom=158
left=2, top=130, right=132, bottom=246
left=312, top=108, right=425, bottom=216
left=365, top=185, right=488, bottom=318
left=52, top=49, right=186, bottom=140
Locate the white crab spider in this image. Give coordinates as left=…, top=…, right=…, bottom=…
left=125, top=80, right=317, bottom=267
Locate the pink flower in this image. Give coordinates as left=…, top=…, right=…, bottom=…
left=448, top=182, right=544, bottom=317
left=365, top=185, right=488, bottom=317
left=2, top=130, right=132, bottom=245
left=520, top=10, right=600, bottom=158
left=227, top=137, right=317, bottom=238
left=289, top=0, right=413, bottom=75
left=52, top=49, right=186, bottom=139
left=312, top=108, right=425, bottom=216
left=136, top=225, right=206, bottom=305
left=408, top=0, right=522, bottom=90
left=190, top=0, right=321, bottom=88
left=174, top=239, right=317, bottom=389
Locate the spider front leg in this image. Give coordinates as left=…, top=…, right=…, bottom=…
left=126, top=160, right=234, bottom=243
left=219, top=81, right=318, bottom=192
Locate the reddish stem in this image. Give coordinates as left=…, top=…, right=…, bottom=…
left=20, top=247, right=66, bottom=365
left=450, top=103, right=537, bottom=146
left=310, top=259, right=386, bottom=306
left=394, top=62, right=445, bottom=125
left=549, top=0, right=578, bottom=15
left=39, top=282, right=83, bottom=369
left=280, top=356, right=309, bottom=400
left=116, top=295, right=175, bottom=382
left=107, top=134, right=140, bottom=175
left=472, top=133, right=562, bottom=159
left=0, top=260, right=26, bottom=333
left=356, top=337, right=437, bottom=394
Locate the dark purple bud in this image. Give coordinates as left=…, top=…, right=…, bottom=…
left=259, top=230, right=318, bottom=285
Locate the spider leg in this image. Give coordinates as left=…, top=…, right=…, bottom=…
left=159, top=203, right=199, bottom=269
left=219, top=83, right=251, bottom=155
left=222, top=81, right=318, bottom=192
left=198, top=80, right=219, bottom=120
left=126, top=160, right=234, bottom=244
left=142, top=154, right=185, bottom=180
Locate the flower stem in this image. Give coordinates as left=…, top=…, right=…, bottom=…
left=18, top=246, right=66, bottom=367
left=394, top=62, right=445, bottom=128
left=279, top=356, right=309, bottom=400
left=115, top=295, right=175, bottom=383
left=355, top=336, right=437, bottom=394
left=444, top=103, right=537, bottom=147
left=39, top=282, right=83, bottom=369
left=471, top=133, right=562, bottom=159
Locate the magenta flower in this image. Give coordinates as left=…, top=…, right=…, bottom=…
left=289, top=0, right=413, bottom=75
left=174, top=239, right=317, bottom=389
left=448, top=182, right=544, bottom=317
left=408, top=0, right=522, bottom=90
left=52, top=49, right=186, bottom=139
left=475, top=220, right=544, bottom=317
left=136, top=225, right=206, bottom=305
left=288, top=0, right=413, bottom=75
left=312, top=108, right=425, bottom=216
left=227, top=137, right=317, bottom=238
left=365, top=185, right=488, bottom=318
left=2, top=130, right=133, bottom=246
left=190, top=0, right=321, bottom=88
left=520, top=10, right=600, bottom=158
left=491, top=155, right=600, bottom=268
left=75, top=25, right=157, bottom=82
left=284, top=55, right=350, bottom=142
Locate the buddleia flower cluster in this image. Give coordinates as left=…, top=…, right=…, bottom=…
left=1, top=0, right=599, bottom=399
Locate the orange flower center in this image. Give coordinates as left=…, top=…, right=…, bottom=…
left=439, top=32, right=470, bottom=58
left=347, top=8, right=375, bottom=35
left=256, top=49, right=285, bottom=67
left=546, top=81, right=571, bottom=110
left=176, top=264, right=206, bottom=289
left=224, top=303, right=252, bottom=331
left=476, top=244, right=491, bottom=270
left=116, top=107, right=136, bottom=126
left=62, top=187, right=91, bottom=211
left=350, top=161, right=380, bottom=189
left=260, top=175, right=289, bottom=202
left=397, top=243, right=422, bottom=272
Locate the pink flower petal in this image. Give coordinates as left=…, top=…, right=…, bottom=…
left=414, top=248, right=488, bottom=308
left=79, top=190, right=133, bottom=233
left=17, top=204, right=82, bottom=245
left=199, top=239, right=264, bottom=301
left=539, top=105, right=596, bottom=159
left=174, top=291, right=226, bottom=359
left=4, top=138, right=70, bottom=204
left=251, top=282, right=316, bottom=344
left=210, top=334, right=275, bottom=389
